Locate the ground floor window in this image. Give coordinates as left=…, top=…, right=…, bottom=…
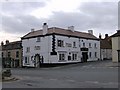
left=68, top=56, right=71, bottom=61
left=72, top=53, right=77, bottom=60
left=95, top=52, right=97, bottom=58
left=59, top=53, right=65, bottom=61
left=24, top=56, right=30, bottom=64
left=89, top=52, right=92, bottom=58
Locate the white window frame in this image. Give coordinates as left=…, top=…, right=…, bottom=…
left=72, top=53, right=77, bottom=60
left=94, top=43, right=97, bottom=48
left=59, top=53, right=66, bottom=61
left=89, top=52, right=92, bottom=58
left=24, top=56, right=30, bottom=65
left=89, top=43, right=92, bottom=48
left=57, top=40, right=64, bottom=47
left=36, top=37, right=41, bottom=42
left=95, top=52, right=97, bottom=58
left=73, top=42, right=76, bottom=48
left=26, top=47, right=30, bottom=53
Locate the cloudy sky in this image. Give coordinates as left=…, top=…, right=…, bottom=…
left=0, top=0, right=119, bottom=43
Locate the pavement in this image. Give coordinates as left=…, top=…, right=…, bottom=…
left=2, top=60, right=119, bottom=88
left=105, top=61, right=120, bottom=67
left=2, top=60, right=119, bottom=82
left=2, top=76, right=18, bottom=82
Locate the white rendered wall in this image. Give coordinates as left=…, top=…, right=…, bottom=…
left=22, top=34, right=100, bottom=66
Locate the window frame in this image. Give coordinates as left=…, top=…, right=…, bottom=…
left=36, top=37, right=41, bottom=42
left=59, top=53, right=65, bottom=61
left=26, top=47, right=30, bottom=53
left=57, top=40, right=64, bottom=47
left=16, top=51, right=19, bottom=58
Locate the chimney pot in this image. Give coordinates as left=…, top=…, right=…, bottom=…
left=88, top=30, right=93, bottom=35
left=99, top=33, right=102, bottom=39
left=43, top=23, right=47, bottom=25
left=6, top=40, right=9, bottom=45
left=1, top=41, right=4, bottom=46
left=43, top=23, right=48, bottom=35
left=105, top=34, right=108, bottom=38
left=68, top=26, right=74, bottom=32
left=31, top=28, right=34, bottom=32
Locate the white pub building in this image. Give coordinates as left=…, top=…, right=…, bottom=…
left=22, top=23, right=100, bottom=67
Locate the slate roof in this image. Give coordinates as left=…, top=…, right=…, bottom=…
left=22, top=27, right=99, bottom=40
left=2, top=41, right=22, bottom=50
left=100, top=37, right=112, bottom=49
left=111, top=30, right=120, bottom=37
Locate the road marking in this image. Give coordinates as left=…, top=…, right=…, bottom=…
left=67, top=79, right=75, bottom=82
left=85, top=81, right=99, bottom=84
left=49, top=78, right=57, bottom=81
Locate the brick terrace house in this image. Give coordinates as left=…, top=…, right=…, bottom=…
left=1, top=40, right=22, bottom=68
left=22, top=23, right=100, bottom=67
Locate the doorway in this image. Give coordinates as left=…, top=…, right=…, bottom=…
left=34, top=54, right=41, bottom=68
left=82, top=52, right=88, bottom=62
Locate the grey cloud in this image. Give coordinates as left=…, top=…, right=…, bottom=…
left=79, top=2, right=118, bottom=30
left=2, top=2, right=46, bottom=15
left=2, top=15, right=43, bottom=34
left=47, top=2, right=117, bottom=33
left=1, top=1, right=118, bottom=37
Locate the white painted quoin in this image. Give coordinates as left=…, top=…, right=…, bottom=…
left=22, top=23, right=100, bottom=67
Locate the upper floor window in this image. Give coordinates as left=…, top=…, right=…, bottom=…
left=83, top=43, right=85, bottom=47
left=73, top=42, right=76, bottom=48
left=2, top=52, right=3, bottom=57
left=94, top=43, right=97, bottom=48
left=57, top=40, right=64, bottom=47
left=89, top=43, right=92, bottom=48
left=8, top=52, right=11, bottom=57
left=16, top=51, right=19, bottom=58
left=26, top=47, right=30, bottom=53
left=36, top=37, right=41, bottom=42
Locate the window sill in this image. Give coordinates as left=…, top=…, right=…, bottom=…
left=58, top=60, right=66, bottom=62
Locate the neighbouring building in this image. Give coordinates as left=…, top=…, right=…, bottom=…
left=1, top=40, right=22, bottom=68
left=0, top=45, right=2, bottom=58
left=99, top=34, right=112, bottom=60
left=0, top=45, right=2, bottom=67
left=111, top=30, right=120, bottom=62
left=21, top=23, right=100, bottom=67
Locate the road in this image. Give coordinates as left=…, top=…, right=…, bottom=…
left=2, top=60, right=119, bottom=88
